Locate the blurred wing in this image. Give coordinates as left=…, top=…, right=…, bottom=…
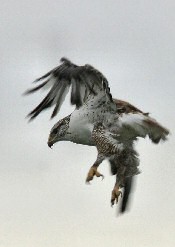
left=25, top=57, right=114, bottom=120
left=119, top=113, right=169, bottom=143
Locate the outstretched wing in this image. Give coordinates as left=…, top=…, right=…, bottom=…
left=118, top=112, right=169, bottom=143
left=113, top=98, right=148, bottom=115
left=25, top=57, right=114, bottom=120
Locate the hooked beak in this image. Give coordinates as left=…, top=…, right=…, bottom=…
left=47, top=137, right=54, bottom=148
left=47, top=141, right=53, bottom=148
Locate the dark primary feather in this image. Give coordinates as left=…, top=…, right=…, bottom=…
left=24, top=80, right=49, bottom=94
left=25, top=57, right=113, bottom=120
left=51, top=81, right=69, bottom=118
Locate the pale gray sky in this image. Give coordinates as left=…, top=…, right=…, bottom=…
left=1, top=0, right=175, bottom=246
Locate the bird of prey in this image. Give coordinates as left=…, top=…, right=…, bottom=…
left=25, top=57, right=169, bottom=213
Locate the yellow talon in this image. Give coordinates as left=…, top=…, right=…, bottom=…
left=86, top=166, right=104, bottom=183
left=111, top=184, right=122, bottom=206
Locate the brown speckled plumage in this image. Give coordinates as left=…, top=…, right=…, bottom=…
left=92, top=123, right=122, bottom=155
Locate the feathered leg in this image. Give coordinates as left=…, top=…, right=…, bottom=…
left=86, top=123, right=123, bottom=183
left=111, top=179, right=122, bottom=206
left=109, top=148, right=139, bottom=212
left=111, top=174, right=133, bottom=212
left=111, top=166, right=126, bottom=206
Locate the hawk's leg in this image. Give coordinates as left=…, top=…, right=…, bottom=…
left=111, top=182, right=122, bottom=206
left=111, top=166, right=126, bottom=206
left=86, top=154, right=105, bottom=183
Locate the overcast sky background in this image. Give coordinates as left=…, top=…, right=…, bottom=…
left=1, top=0, right=175, bottom=246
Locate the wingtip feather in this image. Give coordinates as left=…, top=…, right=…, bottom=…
left=60, top=57, right=72, bottom=64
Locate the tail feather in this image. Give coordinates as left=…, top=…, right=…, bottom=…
left=120, top=176, right=133, bottom=213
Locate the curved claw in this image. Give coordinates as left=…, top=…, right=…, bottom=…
left=85, top=177, right=93, bottom=184
left=95, top=171, right=104, bottom=179
left=111, top=185, right=122, bottom=206
left=85, top=180, right=91, bottom=185
left=85, top=166, right=104, bottom=183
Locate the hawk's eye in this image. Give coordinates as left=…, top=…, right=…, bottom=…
left=52, top=128, right=58, bottom=134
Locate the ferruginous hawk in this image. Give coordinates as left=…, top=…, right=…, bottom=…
left=25, top=58, right=169, bottom=213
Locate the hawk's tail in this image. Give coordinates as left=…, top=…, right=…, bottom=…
left=120, top=176, right=133, bottom=213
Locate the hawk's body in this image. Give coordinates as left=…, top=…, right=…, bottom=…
left=26, top=58, right=169, bottom=213
left=61, top=93, right=118, bottom=145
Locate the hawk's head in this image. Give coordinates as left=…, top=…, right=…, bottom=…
left=47, top=115, right=70, bottom=148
